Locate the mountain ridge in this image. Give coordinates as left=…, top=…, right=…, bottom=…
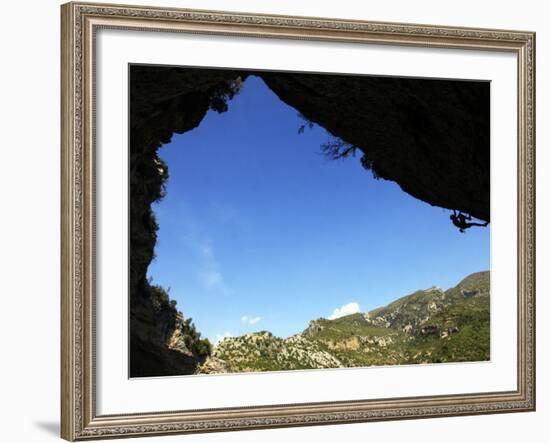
left=197, top=271, right=490, bottom=374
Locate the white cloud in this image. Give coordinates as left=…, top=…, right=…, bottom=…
left=214, top=331, right=233, bottom=344
left=328, top=302, right=361, bottom=320
left=190, top=239, right=231, bottom=295
left=249, top=316, right=261, bottom=325
left=241, top=315, right=261, bottom=325
left=199, top=270, right=226, bottom=291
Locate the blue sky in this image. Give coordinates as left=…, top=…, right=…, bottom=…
left=147, top=75, right=490, bottom=343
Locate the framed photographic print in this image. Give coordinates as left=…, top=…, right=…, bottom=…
left=61, top=1, right=536, bottom=440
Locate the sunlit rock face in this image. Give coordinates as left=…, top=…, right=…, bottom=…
left=129, top=66, right=490, bottom=377
left=196, top=271, right=490, bottom=374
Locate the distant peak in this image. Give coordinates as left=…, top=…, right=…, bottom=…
left=424, top=285, right=443, bottom=292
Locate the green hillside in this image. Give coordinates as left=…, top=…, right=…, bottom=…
left=197, top=271, right=490, bottom=374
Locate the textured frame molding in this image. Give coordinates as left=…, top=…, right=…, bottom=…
left=61, top=1, right=536, bottom=440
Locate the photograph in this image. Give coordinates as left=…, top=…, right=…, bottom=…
left=129, top=65, right=491, bottom=377
left=58, top=2, right=536, bottom=440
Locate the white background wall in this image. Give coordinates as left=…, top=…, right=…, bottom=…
left=0, top=0, right=547, bottom=442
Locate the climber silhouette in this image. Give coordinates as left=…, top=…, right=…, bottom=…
left=450, top=210, right=489, bottom=233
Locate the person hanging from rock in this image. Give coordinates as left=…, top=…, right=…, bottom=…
left=450, top=210, right=489, bottom=233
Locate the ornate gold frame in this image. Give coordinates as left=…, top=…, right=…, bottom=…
left=61, top=2, right=536, bottom=440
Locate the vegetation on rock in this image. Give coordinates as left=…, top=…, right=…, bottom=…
left=197, top=271, right=490, bottom=374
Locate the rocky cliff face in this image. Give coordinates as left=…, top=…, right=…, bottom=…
left=130, top=284, right=211, bottom=377
left=197, top=271, right=490, bottom=374
left=129, top=65, right=490, bottom=377
left=130, top=283, right=198, bottom=377
left=130, top=67, right=241, bottom=377
left=198, top=332, right=344, bottom=374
